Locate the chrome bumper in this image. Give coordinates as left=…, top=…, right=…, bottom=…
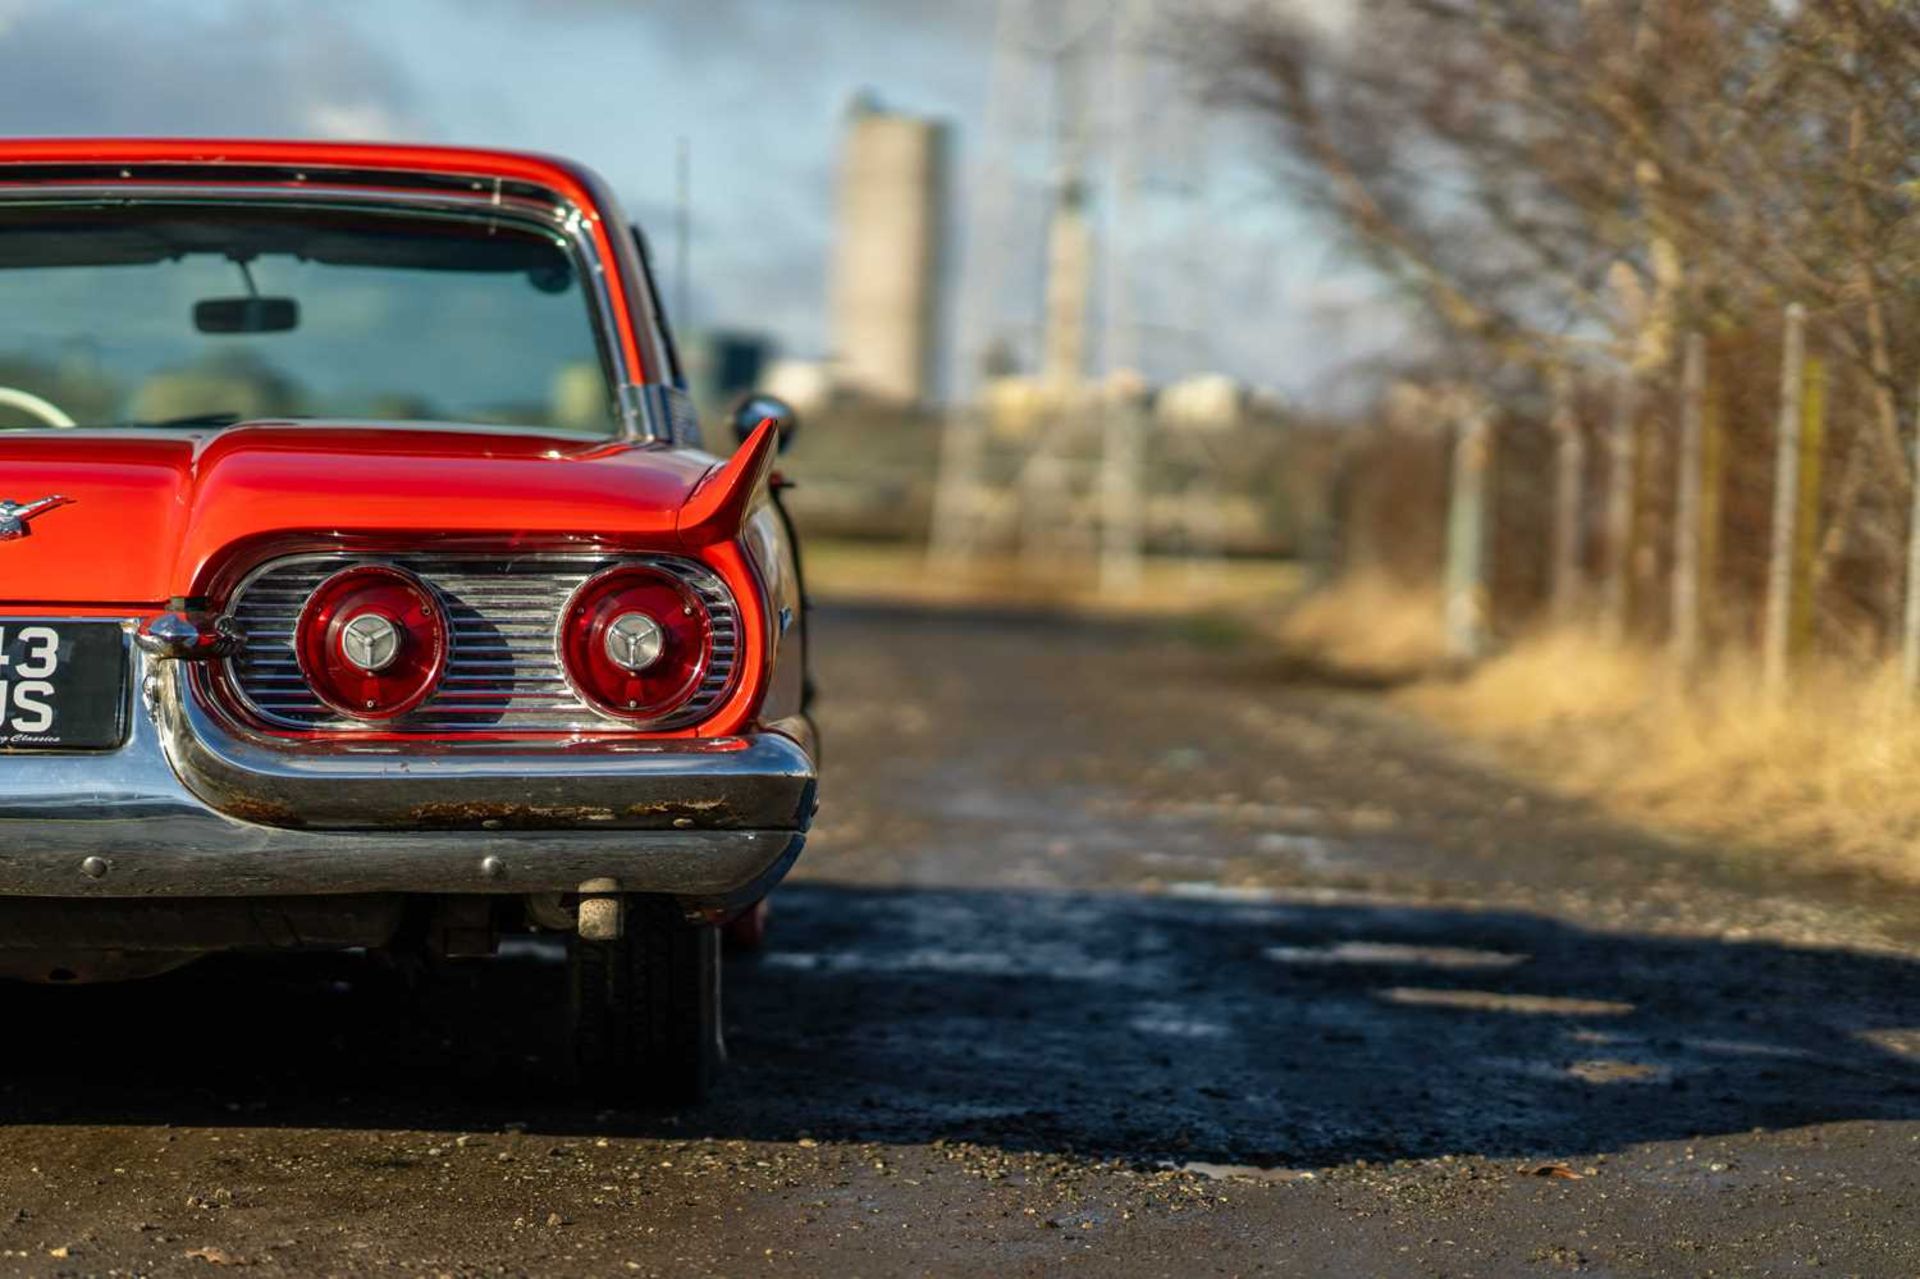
left=0, top=652, right=815, bottom=901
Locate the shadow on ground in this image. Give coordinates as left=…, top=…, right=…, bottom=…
left=2, top=883, right=1913, bottom=1167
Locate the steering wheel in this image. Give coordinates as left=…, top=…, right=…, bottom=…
left=0, top=386, right=77, bottom=428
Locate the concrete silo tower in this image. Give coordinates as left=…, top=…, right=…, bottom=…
left=828, top=93, right=950, bottom=406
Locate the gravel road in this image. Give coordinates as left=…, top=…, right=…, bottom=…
left=0, top=603, right=1914, bottom=1276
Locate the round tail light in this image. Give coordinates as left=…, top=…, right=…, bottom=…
left=295, top=565, right=449, bottom=720
left=559, top=565, right=713, bottom=722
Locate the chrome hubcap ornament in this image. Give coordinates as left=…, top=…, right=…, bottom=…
left=604, top=611, right=665, bottom=672
left=339, top=613, right=402, bottom=673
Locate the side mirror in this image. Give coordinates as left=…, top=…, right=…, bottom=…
left=730, top=394, right=799, bottom=453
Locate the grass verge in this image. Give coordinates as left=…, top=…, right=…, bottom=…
left=1281, top=576, right=1920, bottom=883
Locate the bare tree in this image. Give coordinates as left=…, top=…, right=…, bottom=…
left=1196, top=0, right=1920, bottom=382
left=1195, top=0, right=1920, bottom=650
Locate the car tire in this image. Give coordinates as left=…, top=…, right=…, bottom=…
left=568, top=896, right=723, bottom=1104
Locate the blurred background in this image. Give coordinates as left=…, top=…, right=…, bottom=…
left=8, top=0, right=1920, bottom=872
left=0, top=0, right=1381, bottom=609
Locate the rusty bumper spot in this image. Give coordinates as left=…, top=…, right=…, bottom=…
left=406, top=802, right=620, bottom=830
left=400, top=798, right=749, bottom=831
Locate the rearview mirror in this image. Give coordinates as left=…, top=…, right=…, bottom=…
left=730, top=394, right=798, bottom=453
left=194, top=296, right=299, bottom=334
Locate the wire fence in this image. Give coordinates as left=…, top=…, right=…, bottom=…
left=1327, top=305, right=1920, bottom=691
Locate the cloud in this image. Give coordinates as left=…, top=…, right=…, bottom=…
left=0, top=0, right=425, bottom=140
left=499, top=0, right=992, bottom=71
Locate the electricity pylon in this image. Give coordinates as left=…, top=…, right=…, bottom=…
left=927, top=0, right=1152, bottom=591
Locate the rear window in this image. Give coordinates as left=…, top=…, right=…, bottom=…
left=0, top=201, right=617, bottom=434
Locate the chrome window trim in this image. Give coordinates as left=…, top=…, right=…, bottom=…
left=640, top=383, right=704, bottom=449
left=0, top=183, right=664, bottom=443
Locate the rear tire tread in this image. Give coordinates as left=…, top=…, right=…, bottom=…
left=569, top=897, right=721, bottom=1105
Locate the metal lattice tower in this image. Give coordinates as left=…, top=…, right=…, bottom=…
left=929, top=0, right=1153, bottom=585
left=929, top=0, right=1220, bottom=590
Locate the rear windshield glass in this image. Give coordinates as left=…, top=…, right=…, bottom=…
left=0, top=202, right=616, bottom=434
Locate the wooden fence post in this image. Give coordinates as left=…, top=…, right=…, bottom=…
left=1602, top=367, right=1637, bottom=642
left=1671, top=332, right=1707, bottom=665
left=1444, top=398, right=1494, bottom=662
left=1790, top=355, right=1828, bottom=662
left=1902, top=371, right=1920, bottom=696
left=1549, top=367, right=1585, bottom=625
left=1700, top=380, right=1725, bottom=643
left=1763, top=303, right=1807, bottom=700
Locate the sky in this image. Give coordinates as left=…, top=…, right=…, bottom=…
left=0, top=0, right=1403, bottom=407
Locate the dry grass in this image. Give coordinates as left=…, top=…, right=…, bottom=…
left=1409, top=635, right=1920, bottom=881
left=1283, top=577, right=1920, bottom=882
left=1274, top=571, right=1451, bottom=682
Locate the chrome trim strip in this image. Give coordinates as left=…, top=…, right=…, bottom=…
left=0, top=184, right=663, bottom=443
left=0, top=826, right=806, bottom=900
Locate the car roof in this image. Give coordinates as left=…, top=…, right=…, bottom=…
left=0, top=139, right=612, bottom=209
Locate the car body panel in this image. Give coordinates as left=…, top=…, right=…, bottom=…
left=0, top=426, right=722, bottom=607
left=0, top=433, right=194, bottom=606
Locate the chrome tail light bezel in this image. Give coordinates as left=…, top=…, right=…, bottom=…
left=555, top=563, right=717, bottom=723
left=293, top=563, right=451, bottom=721
left=214, top=551, right=742, bottom=735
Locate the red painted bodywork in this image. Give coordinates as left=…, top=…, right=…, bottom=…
left=0, top=428, right=718, bottom=605
left=0, top=141, right=801, bottom=744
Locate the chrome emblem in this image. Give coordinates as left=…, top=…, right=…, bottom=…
left=339, top=613, right=402, bottom=673
left=0, top=495, right=72, bottom=541
left=604, top=611, right=665, bottom=672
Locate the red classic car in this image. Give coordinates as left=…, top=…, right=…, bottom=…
left=0, top=140, right=817, bottom=1102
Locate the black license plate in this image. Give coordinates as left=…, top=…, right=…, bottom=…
left=0, top=621, right=128, bottom=751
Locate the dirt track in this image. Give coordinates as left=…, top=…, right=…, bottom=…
left=0, top=603, right=1915, bottom=1276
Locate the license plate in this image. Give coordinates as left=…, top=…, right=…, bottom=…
left=0, top=621, right=129, bottom=751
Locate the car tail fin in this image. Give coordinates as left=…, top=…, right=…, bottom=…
left=676, top=419, right=780, bottom=547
